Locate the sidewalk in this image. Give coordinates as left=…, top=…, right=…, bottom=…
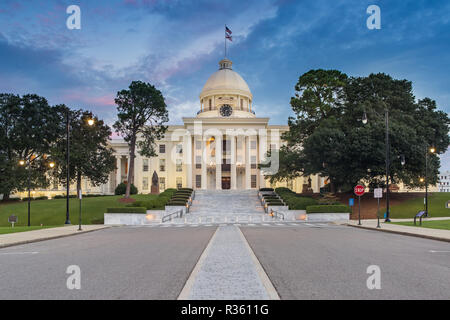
left=0, top=225, right=110, bottom=248
left=344, top=219, right=450, bottom=242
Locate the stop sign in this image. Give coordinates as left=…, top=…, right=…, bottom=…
left=354, top=185, right=365, bottom=196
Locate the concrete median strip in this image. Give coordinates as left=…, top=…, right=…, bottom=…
left=178, top=225, right=279, bottom=300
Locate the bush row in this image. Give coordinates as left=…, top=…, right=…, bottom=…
left=275, top=187, right=318, bottom=210
left=106, top=207, right=146, bottom=214
left=306, top=205, right=351, bottom=213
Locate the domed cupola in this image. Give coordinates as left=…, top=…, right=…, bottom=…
left=198, top=58, right=255, bottom=118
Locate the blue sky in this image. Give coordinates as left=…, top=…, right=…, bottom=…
left=0, top=0, right=449, bottom=169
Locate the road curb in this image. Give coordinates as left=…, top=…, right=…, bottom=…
left=347, top=224, right=450, bottom=243
left=0, top=226, right=111, bottom=249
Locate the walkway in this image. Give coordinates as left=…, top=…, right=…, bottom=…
left=0, top=225, right=109, bottom=248
left=178, top=225, right=279, bottom=300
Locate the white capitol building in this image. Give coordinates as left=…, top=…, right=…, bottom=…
left=93, top=58, right=325, bottom=195
left=16, top=58, right=326, bottom=198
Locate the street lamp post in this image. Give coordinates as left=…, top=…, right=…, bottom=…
left=362, top=107, right=392, bottom=222
left=65, top=110, right=94, bottom=226
left=425, top=146, right=436, bottom=217
left=65, top=110, right=71, bottom=225
left=19, top=158, right=55, bottom=227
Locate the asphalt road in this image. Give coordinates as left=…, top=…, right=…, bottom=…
left=241, top=225, right=450, bottom=299
left=0, top=226, right=216, bottom=299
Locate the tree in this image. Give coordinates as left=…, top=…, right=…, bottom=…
left=113, top=81, right=169, bottom=198
left=269, top=71, right=450, bottom=193
left=0, top=94, right=61, bottom=201
left=51, top=107, right=116, bottom=198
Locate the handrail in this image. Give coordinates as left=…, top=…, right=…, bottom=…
left=162, top=209, right=183, bottom=223
left=270, top=209, right=285, bottom=220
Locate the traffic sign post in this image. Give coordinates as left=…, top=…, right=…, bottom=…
left=374, top=188, right=383, bottom=228
left=354, top=185, right=365, bottom=225
left=349, top=198, right=354, bottom=217
left=8, top=215, right=17, bottom=228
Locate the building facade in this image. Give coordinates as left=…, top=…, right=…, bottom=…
left=107, top=58, right=325, bottom=194
left=438, top=171, right=450, bottom=192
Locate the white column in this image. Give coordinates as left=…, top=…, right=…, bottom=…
left=201, top=137, right=207, bottom=190
left=231, top=135, right=237, bottom=189
left=258, top=129, right=267, bottom=189
left=116, top=156, right=121, bottom=186
left=186, top=133, right=193, bottom=188
left=215, top=134, right=222, bottom=190
left=245, top=136, right=251, bottom=189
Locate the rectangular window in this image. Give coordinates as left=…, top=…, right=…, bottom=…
left=142, top=159, right=149, bottom=172
left=176, top=159, right=183, bottom=172
left=159, top=144, right=166, bottom=153
left=176, top=144, right=183, bottom=154
left=251, top=175, right=257, bottom=188
left=209, top=99, right=212, bottom=110
left=251, top=140, right=257, bottom=149
left=196, top=156, right=202, bottom=169
left=142, top=177, right=149, bottom=190
left=240, top=99, right=243, bottom=110
left=251, top=155, right=257, bottom=169
left=176, top=177, right=182, bottom=189
left=159, top=177, right=165, bottom=191
left=159, top=159, right=165, bottom=172
left=196, top=140, right=202, bottom=150
left=196, top=175, right=201, bottom=188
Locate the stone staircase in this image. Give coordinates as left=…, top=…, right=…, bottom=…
left=166, top=190, right=267, bottom=224
left=190, top=190, right=265, bottom=215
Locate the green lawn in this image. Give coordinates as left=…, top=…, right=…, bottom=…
left=0, top=225, right=61, bottom=235
left=390, top=193, right=450, bottom=219
left=393, top=219, right=450, bottom=231
left=0, top=194, right=157, bottom=227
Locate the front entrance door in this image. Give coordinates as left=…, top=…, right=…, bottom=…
left=222, top=177, right=231, bottom=190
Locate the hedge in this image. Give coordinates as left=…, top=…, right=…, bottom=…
left=285, top=197, right=317, bottom=210
left=106, top=207, right=146, bottom=213
left=306, top=205, right=351, bottom=213
left=166, top=202, right=188, bottom=206
left=259, top=188, right=274, bottom=192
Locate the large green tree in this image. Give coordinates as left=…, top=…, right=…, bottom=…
left=113, top=81, right=169, bottom=198
left=269, top=71, right=450, bottom=193
left=51, top=107, right=116, bottom=198
left=0, top=94, right=61, bottom=201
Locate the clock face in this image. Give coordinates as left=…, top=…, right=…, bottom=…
left=220, top=104, right=233, bottom=117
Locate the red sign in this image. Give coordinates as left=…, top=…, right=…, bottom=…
left=354, top=185, right=365, bottom=196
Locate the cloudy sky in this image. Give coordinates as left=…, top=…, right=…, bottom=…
left=0, top=0, right=449, bottom=169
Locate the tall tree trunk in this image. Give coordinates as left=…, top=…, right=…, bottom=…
left=125, top=136, right=136, bottom=198
left=2, top=192, right=10, bottom=202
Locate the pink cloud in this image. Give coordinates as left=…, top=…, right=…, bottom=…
left=61, top=91, right=116, bottom=107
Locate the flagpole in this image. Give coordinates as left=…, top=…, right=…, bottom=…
left=224, top=25, right=227, bottom=58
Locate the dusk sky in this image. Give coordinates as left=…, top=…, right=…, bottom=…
left=0, top=0, right=449, bottom=169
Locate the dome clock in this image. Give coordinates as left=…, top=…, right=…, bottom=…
left=220, top=104, right=233, bottom=117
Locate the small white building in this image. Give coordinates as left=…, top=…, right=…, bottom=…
left=438, top=171, right=450, bottom=192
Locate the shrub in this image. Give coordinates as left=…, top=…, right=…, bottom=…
left=260, top=188, right=274, bottom=192
left=114, top=182, right=138, bottom=195
left=306, top=205, right=350, bottom=213
left=178, top=188, right=193, bottom=192
left=53, top=194, right=76, bottom=199
left=317, top=193, right=341, bottom=205
left=285, top=197, right=317, bottom=210
left=106, top=207, right=146, bottom=213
